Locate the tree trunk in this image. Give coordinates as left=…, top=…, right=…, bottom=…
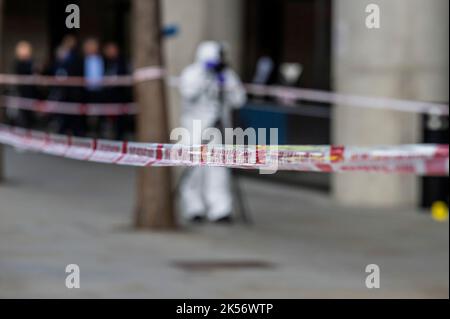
left=132, top=0, right=176, bottom=229
left=0, top=0, right=4, bottom=182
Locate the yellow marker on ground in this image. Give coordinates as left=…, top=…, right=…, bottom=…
left=431, top=201, right=449, bottom=222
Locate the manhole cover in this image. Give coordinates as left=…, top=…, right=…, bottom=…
left=171, top=260, right=276, bottom=272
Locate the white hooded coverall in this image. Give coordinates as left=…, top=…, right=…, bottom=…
left=179, top=42, right=247, bottom=221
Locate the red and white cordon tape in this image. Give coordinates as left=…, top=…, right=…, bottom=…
left=0, top=66, right=164, bottom=87
left=1, top=69, right=448, bottom=116
left=0, top=66, right=161, bottom=115
left=1, top=96, right=137, bottom=116
left=0, top=124, right=448, bottom=176
left=245, top=84, right=449, bottom=116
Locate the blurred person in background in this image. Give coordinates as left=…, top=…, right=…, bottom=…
left=12, top=41, right=37, bottom=128
left=103, top=41, right=132, bottom=139
left=46, top=34, right=82, bottom=135
left=178, top=41, right=247, bottom=224
left=82, top=37, right=104, bottom=137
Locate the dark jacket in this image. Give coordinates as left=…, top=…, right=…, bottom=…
left=14, top=60, right=36, bottom=99
left=103, top=56, right=132, bottom=103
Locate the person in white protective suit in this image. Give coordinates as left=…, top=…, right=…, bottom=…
left=178, top=41, right=247, bottom=223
